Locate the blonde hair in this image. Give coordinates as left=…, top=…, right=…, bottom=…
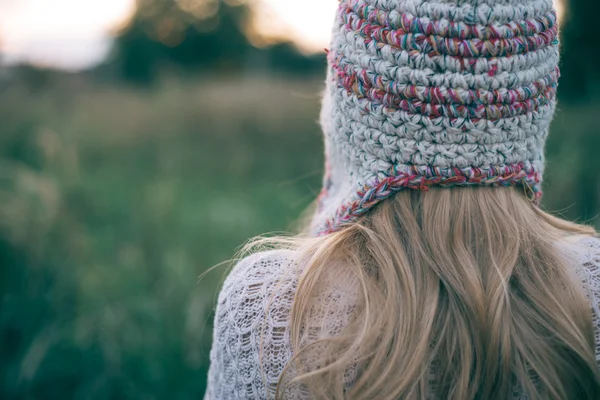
left=249, top=187, right=600, bottom=399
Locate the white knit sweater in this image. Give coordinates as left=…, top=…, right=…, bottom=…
left=204, top=236, right=600, bottom=399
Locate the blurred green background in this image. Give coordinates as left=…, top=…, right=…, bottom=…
left=1, top=0, right=599, bottom=398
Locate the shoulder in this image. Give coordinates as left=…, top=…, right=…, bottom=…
left=205, top=250, right=300, bottom=400
left=215, top=249, right=301, bottom=339
left=576, top=235, right=600, bottom=262
left=563, top=235, right=600, bottom=362
left=570, top=235, right=600, bottom=302
left=224, top=249, right=298, bottom=284
left=564, top=235, right=600, bottom=284
left=215, top=248, right=301, bottom=340
left=218, top=250, right=300, bottom=311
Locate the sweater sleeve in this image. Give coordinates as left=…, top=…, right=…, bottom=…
left=204, top=251, right=299, bottom=400
left=574, top=236, right=600, bottom=364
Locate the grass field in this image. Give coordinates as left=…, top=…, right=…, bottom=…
left=1, top=74, right=599, bottom=398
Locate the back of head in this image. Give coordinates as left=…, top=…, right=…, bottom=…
left=312, top=0, right=559, bottom=235
left=248, top=0, right=600, bottom=398
left=278, top=187, right=600, bottom=399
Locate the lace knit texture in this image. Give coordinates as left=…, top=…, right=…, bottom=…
left=204, top=236, right=600, bottom=399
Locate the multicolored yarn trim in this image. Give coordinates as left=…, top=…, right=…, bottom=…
left=345, top=0, right=554, bottom=25
left=317, top=162, right=541, bottom=235
left=346, top=5, right=558, bottom=40
left=341, top=10, right=558, bottom=58
left=332, top=59, right=557, bottom=120
left=331, top=58, right=560, bottom=105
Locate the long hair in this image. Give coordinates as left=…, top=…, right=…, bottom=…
left=248, top=187, right=600, bottom=399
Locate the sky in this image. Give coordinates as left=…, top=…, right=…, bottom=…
left=0, top=0, right=561, bottom=71
left=0, top=0, right=338, bottom=71
left=0, top=0, right=136, bottom=70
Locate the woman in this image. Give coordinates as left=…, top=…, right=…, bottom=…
left=205, top=0, right=600, bottom=398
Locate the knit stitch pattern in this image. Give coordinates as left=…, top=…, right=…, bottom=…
left=204, top=237, right=600, bottom=399
left=312, top=0, right=559, bottom=235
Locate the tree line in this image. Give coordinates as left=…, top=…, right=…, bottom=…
left=107, top=0, right=600, bottom=101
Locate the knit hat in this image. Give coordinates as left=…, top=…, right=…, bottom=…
left=312, top=0, right=560, bottom=235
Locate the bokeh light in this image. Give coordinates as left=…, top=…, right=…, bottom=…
left=0, top=0, right=338, bottom=69
left=0, top=0, right=135, bottom=69
left=252, top=0, right=338, bottom=51
left=0, top=0, right=566, bottom=70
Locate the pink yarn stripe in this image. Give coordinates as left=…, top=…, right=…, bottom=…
left=344, top=4, right=557, bottom=40
left=342, top=13, right=559, bottom=58
left=331, top=56, right=560, bottom=106
left=332, top=64, right=556, bottom=120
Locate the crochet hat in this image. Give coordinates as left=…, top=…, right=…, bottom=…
left=312, top=0, right=560, bottom=235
